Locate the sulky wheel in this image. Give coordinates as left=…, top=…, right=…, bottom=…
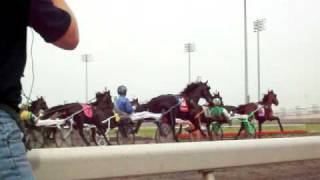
left=55, top=127, right=73, bottom=147
left=27, top=129, right=45, bottom=149
left=95, top=133, right=109, bottom=146
left=71, top=128, right=92, bottom=146
left=116, top=127, right=135, bottom=145
left=155, top=123, right=175, bottom=143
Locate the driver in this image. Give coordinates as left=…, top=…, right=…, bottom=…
left=115, top=85, right=133, bottom=115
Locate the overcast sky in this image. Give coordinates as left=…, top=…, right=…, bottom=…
left=23, top=0, right=320, bottom=109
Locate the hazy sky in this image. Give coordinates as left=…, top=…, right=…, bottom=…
left=23, top=0, right=320, bottom=109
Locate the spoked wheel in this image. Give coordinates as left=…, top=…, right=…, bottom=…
left=55, top=127, right=73, bottom=147
left=95, top=133, right=109, bottom=146
left=27, top=129, right=44, bottom=149
left=211, top=122, right=224, bottom=140
left=116, top=127, right=135, bottom=145
left=155, top=123, right=175, bottom=143
left=71, top=128, right=92, bottom=146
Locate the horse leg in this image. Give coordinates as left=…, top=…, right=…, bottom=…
left=194, top=118, right=205, bottom=140
left=78, top=127, right=90, bottom=146
left=235, top=123, right=244, bottom=140
left=258, top=122, right=262, bottom=138
left=178, top=124, right=183, bottom=134
left=133, top=120, right=143, bottom=134
left=96, top=125, right=112, bottom=146
left=78, top=118, right=92, bottom=146
left=199, top=128, right=206, bottom=139
left=119, top=118, right=130, bottom=138
left=206, top=122, right=213, bottom=140
left=170, top=111, right=178, bottom=142
left=91, top=128, right=98, bottom=146
left=154, top=120, right=164, bottom=136
left=191, top=129, right=201, bottom=141
left=274, top=116, right=284, bottom=135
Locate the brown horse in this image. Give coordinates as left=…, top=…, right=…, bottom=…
left=41, top=91, right=116, bottom=146
left=134, top=81, right=213, bottom=141
left=234, top=90, right=283, bottom=138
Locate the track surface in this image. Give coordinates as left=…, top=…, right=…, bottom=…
left=106, top=159, right=320, bottom=180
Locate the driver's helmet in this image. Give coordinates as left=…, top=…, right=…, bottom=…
left=117, top=85, right=127, bottom=96
left=213, top=98, right=222, bottom=106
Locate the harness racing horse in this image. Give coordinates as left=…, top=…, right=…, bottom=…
left=197, top=92, right=231, bottom=140
left=41, top=91, right=116, bottom=146
left=135, top=81, right=213, bottom=142
left=29, top=96, right=49, bottom=116
left=21, top=97, right=49, bottom=148
left=234, top=90, right=283, bottom=138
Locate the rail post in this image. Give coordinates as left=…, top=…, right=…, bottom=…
left=201, top=170, right=215, bottom=180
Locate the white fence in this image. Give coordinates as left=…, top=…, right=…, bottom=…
left=275, top=105, right=320, bottom=117
left=28, top=136, right=320, bottom=180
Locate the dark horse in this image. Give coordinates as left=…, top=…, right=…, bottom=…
left=21, top=97, right=49, bottom=149
left=29, top=96, right=49, bottom=116
left=234, top=90, right=283, bottom=138
left=41, top=91, right=116, bottom=146
left=135, top=81, right=213, bottom=141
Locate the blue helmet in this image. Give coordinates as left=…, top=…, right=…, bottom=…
left=117, top=85, right=127, bottom=96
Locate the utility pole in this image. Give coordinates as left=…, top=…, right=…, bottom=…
left=244, top=0, right=249, bottom=103
left=254, top=18, right=266, bottom=101
left=184, top=43, right=195, bottom=83
left=81, top=54, right=93, bottom=103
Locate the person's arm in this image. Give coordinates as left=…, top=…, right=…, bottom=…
left=29, top=0, right=79, bottom=50
left=51, top=0, right=79, bottom=49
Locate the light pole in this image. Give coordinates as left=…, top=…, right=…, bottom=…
left=244, top=0, right=249, bottom=103
left=81, top=54, right=93, bottom=103
left=254, top=18, right=266, bottom=101
left=184, top=43, right=195, bottom=83
left=196, top=75, right=202, bottom=82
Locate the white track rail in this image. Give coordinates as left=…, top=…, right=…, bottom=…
left=28, top=136, right=320, bottom=180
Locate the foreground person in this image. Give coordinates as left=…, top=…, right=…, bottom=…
left=0, top=0, right=78, bottom=179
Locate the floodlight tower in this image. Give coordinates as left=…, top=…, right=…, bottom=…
left=254, top=18, right=266, bottom=100
left=184, top=43, right=195, bottom=83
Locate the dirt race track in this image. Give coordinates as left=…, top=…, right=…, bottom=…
left=107, top=159, right=320, bottom=180
left=106, top=133, right=320, bottom=180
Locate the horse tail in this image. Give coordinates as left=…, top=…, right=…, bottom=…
left=224, top=105, right=238, bottom=113
left=135, top=103, right=149, bottom=112
left=40, top=104, right=72, bottom=119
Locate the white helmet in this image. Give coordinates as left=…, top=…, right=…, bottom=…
left=213, top=98, right=221, bottom=105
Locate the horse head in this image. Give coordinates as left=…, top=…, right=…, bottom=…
left=30, top=96, right=49, bottom=115
left=95, top=90, right=114, bottom=110
left=130, top=98, right=139, bottom=110
left=212, top=91, right=224, bottom=106
left=263, top=90, right=279, bottom=106
left=181, top=81, right=213, bottom=105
